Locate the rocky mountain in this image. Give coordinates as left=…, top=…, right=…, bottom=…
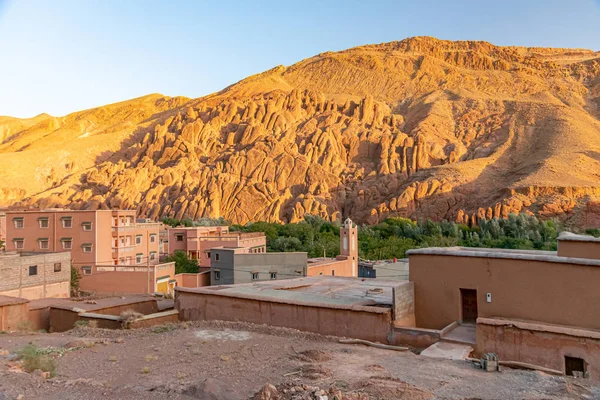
left=2, top=37, right=600, bottom=226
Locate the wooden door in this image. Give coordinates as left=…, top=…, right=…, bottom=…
left=460, top=288, right=478, bottom=323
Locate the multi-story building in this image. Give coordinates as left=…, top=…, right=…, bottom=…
left=0, top=211, right=6, bottom=246
left=168, top=226, right=266, bottom=267
left=0, top=251, right=71, bottom=300
left=4, top=209, right=161, bottom=271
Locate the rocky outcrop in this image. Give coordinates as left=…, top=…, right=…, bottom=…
left=2, top=37, right=600, bottom=226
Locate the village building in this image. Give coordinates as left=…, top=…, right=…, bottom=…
left=167, top=226, right=266, bottom=267
left=2, top=209, right=207, bottom=296
left=4, top=209, right=161, bottom=271
left=0, top=251, right=71, bottom=300
left=176, top=276, right=414, bottom=343
left=210, top=249, right=307, bottom=284
left=208, top=218, right=359, bottom=284
left=0, top=210, right=6, bottom=246
left=406, top=231, right=600, bottom=379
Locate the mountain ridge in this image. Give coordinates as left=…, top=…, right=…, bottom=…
left=2, top=36, right=600, bottom=227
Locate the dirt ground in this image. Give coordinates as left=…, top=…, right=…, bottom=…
left=0, top=321, right=598, bottom=400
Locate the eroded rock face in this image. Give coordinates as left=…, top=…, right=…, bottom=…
left=4, top=37, right=600, bottom=226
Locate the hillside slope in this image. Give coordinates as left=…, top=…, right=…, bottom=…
left=2, top=37, right=600, bottom=226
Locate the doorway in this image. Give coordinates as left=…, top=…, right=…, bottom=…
left=460, top=288, right=478, bottom=323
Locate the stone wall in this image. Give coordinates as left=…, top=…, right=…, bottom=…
left=392, top=282, right=415, bottom=326
left=0, top=252, right=71, bottom=300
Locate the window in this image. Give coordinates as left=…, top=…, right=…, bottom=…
left=565, top=356, right=586, bottom=377
left=61, top=217, right=72, bottom=228
left=38, top=239, right=49, bottom=250
left=29, top=265, right=38, bottom=276
left=38, top=218, right=49, bottom=228
left=214, top=270, right=220, bottom=280
left=82, top=244, right=92, bottom=253
left=13, top=218, right=24, bottom=229
left=136, top=235, right=142, bottom=245
left=14, top=239, right=24, bottom=249
left=252, top=272, right=259, bottom=280
left=270, top=272, right=277, bottom=280
left=61, top=238, right=72, bottom=250
left=82, top=266, right=92, bottom=275
left=150, top=234, right=157, bottom=243
left=82, top=222, right=92, bottom=231
left=176, top=234, right=184, bottom=242
left=215, top=253, right=220, bottom=261
left=54, top=263, right=62, bottom=272
left=136, top=253, right=143, bottom=264
left=150, top=252, right=157, bottom=261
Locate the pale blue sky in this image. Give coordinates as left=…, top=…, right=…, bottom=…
left=1, top=0, right=599, bottom=118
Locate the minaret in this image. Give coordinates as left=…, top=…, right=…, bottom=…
left=340, top=218, right=358, bottom=276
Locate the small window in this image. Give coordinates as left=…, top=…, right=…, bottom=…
left=270, top=272, right=277, bottom=280
left=39, top=219, right=49, bottom=228
left=62, top=218, right=72, bottom=228
left=39, top=240, right=49, bottom=250
left=136, top=235, right=142, bottom=245
left=29, top=265, right=38, bottom=276
left=136, top=254, right=143, bottom=264
left=82, top=222, right=92, bottom=231
left=214, top=270, right=220, bottom=280
left=252, top=272, right=259, bottom=280
left=82, top=266, right=92, bottom=275
left=82, top=244, right=92, bottom=253
left=14, top=240, right=24, bottom=249
left=176, top=235, right=183, bottom=242
left=150, top=252, right=157, bottom=261
left=13, top=219, right=24, bottom=229
left=54, top=263, right=62, bottom=272
left=565, top=356, right=586, bottom=377
left=62, top=240, right=72, bottom=250
left=215, top=253, right=220, bottom=261
left=150, top=234, right=157, bottom=243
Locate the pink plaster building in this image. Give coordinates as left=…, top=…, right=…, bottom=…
left=4, top=209, right=161, bottom=273
left=0, top=211, right=6, bottom=246
left=168, top=226, right=266, bottom=267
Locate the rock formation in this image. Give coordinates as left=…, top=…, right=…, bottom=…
left=1, top=37, right=600, bottom=226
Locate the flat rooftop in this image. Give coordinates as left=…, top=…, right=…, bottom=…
left=0, top=251, right=70, bottom=258
left=177, top=276, right=409, bottom=309
left=558, top=231, right=600, bottom=243
left=407, top=246, right=600, bottom=267
left=29, top=295, right=156, bottom=312
left=0, top=295, right=29, bottom=307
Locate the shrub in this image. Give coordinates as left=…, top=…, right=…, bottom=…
left=18, top=344, right=56, bottom=377
left=151, top=323, right=176, bottom=334
left=120, top=310, right=144, bottom=329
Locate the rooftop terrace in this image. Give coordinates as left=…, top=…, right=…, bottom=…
left=177, top=276, right=408, bottom=309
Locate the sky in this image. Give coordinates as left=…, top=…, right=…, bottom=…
left=1, top=0, right=599, bottom=118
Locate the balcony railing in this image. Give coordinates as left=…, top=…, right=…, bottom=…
left=111, top=225, right=136, bottom=232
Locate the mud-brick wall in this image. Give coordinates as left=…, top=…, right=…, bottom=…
left=393, top=282, right=415, bottom=327
left=176, top=291, right=393, bottom=343
left=477, top=321, right=600, bottom=378
left=0, top=301, right=29, bottom=331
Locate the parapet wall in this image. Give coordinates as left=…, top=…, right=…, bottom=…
left=477, top=317, right=600, bottom=379
left=176, top=289, right=393, bottom=343
left=557, top=233, right=600, bottom=260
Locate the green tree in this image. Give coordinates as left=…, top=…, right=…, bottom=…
left=166, top=250, right=199, bottom=274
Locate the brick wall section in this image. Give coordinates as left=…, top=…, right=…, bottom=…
left=393, top=282, right=415, bottom=326
left=0, top=252, right=71, bottom=299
